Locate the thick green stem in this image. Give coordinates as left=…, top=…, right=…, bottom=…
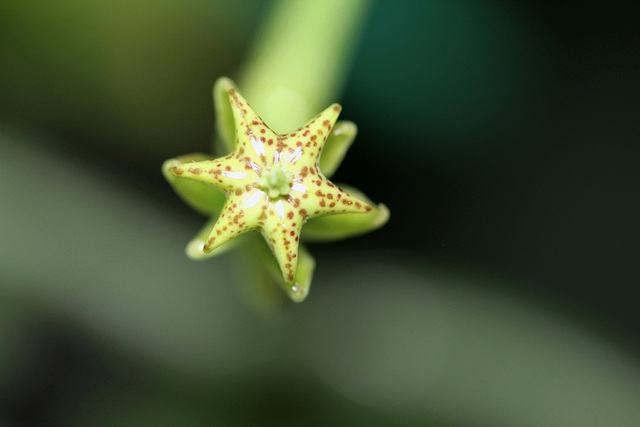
left=237, top=0, right=370, bottom=134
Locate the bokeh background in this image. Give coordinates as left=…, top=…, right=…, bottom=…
left=1, top=0, right=639, bottom=425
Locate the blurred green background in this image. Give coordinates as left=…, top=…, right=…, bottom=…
left=1, top=1, right=639, bottom=425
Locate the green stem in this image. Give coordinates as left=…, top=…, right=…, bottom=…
left=237, top=0, right=371, bottom=134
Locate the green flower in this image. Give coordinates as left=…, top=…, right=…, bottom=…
left=163, top=77, right=388, bottom=303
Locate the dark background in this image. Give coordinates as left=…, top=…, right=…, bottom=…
left=1, top=1, right=639, bottom=425
left=341, top=0, right=640, bottom=335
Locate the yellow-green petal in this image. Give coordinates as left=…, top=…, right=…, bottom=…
left=302, top=184, right=389, bottom=242
left=288, top=243, right=314, bottom=302
left=238, top=237, right=316, bottom=311
left=185, top=216, right=246, bottom=260
left=162, top=154, right=226, bottom=216
left=254, top=238, right=315, bottom=303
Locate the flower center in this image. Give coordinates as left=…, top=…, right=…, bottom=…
left=258, top=164, right=292, bottom=199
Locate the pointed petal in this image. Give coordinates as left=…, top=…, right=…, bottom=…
left=227, top=87, right=281, bottom=165
left=257, top=240, right=315, bottom=303
left=302, top=184, right=390, bottom=241
left=303, top=177, right=377, bottom=218
left=302, top=203, right=390, bottom=242
left=170, top=157, right=253, bottom=194
left=162, top=154, right=226, bottom=216
left=319, top=120, right=357, bottom=178
left=286, top=244, right=314, bottom=302
left=294, top=103, right=343, bottom=168
left=213, top=77, right=237, bottom=155
left=259, top=206, right=304, bottom=286
left=185, top=216, right=245, bottom=260
left=243, top=238, right=315, bottom=306
left=203, top=190, right=264, bottom=253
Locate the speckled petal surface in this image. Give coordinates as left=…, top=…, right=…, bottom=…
left=162, top=153, right=226, bottom=216
left=165, top=78, right=388, bottom=301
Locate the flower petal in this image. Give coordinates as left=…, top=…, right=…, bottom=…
left=162, top=154, right=226, bottom=216
left=185, top=216, right=246, bottom=260
left=302, top=184, right=390, bottom=242
left=237, top=238, right=315, bottom=309
left=288, top=243, right=314, bottom=302
left=256, top=240, right=315, bottom=303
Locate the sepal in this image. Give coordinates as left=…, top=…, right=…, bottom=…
left=319, top=120, right=357, bottom=178
left=213, top=77, right=238, bottom=155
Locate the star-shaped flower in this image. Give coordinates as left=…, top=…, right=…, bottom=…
left=163, top=78, right=388, bottom=302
